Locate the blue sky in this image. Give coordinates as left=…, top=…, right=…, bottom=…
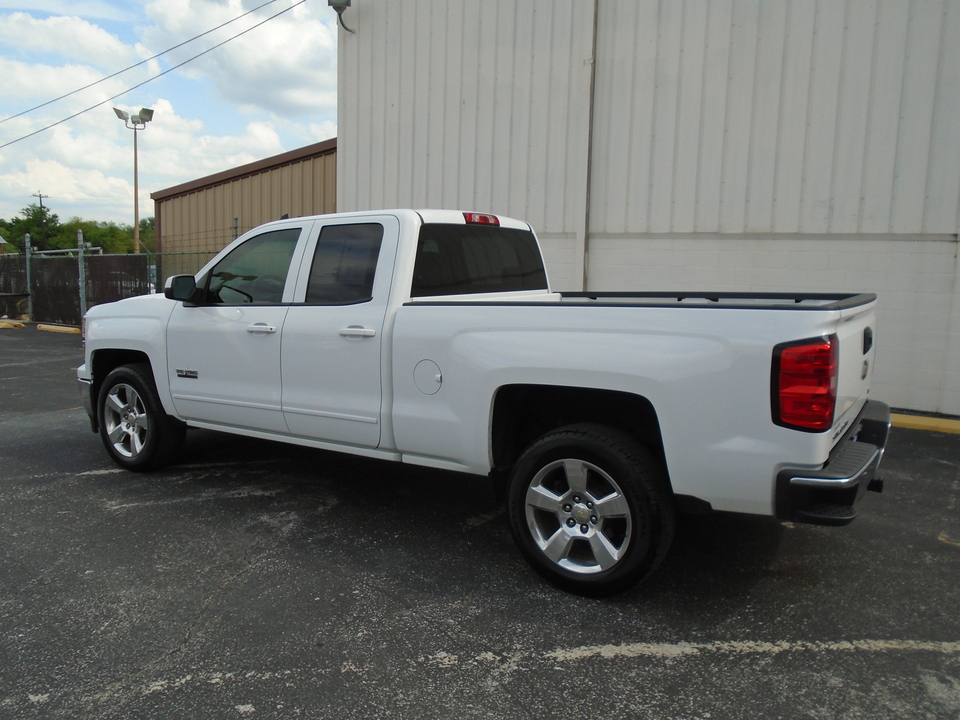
left=0, top=0, right=339, bottom=225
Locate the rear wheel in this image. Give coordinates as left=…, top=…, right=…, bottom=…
left=507, top=424, right=675, bottom=596
left=97, top=364, right=185, bottom=471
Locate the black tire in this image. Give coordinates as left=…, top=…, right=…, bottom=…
left=507, top=424, right=676, bottom=596
left=97, top=363, right=185, bottom=471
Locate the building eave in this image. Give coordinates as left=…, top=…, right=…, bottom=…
left=150, top=137, right=337, bottom=202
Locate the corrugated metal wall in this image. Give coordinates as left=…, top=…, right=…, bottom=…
left=340, top=0, right=960, bottom=236
left=156, top=150, right=337, bottom=256
left=338, top=0, right=596, bottom=288
left=590, top=0, right=960, bottom=235
left=337, top=0, right=960, bottom=414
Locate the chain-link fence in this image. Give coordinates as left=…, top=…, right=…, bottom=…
left=0, top=250, right=219, bottom=326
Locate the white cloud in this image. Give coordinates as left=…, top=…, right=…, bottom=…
left=0, top=57, right=121, bottom=103
left=0, top=97, right=300, bottom=222
left=2, top=158, right=128, bottom=207
left=134, top=100, right=286, bottom=180
left=312, top=120, right=336, bottom=141
left=0, top=0, right=338, bottom=224
left=143, top=0, right=338, bottom=118
left=0, top=1, right=132, bottom=20
left=0, top=12, right=137, bottom=69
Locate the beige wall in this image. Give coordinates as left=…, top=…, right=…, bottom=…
left=154, top=143, right=337, bottom=258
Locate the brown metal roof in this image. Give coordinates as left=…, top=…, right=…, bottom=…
left=150, top=137, right=337, bottom=202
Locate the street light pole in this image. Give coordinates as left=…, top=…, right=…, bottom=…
left=133, top=126, right=140, bottom=252
left=113, top=107, right=154, bottom=254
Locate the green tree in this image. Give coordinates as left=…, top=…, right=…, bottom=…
left=57, top=218, right=135, bottom=254
left=2, top=204, right=155, bottom=254
left=2, top=204, right=62, bottom=251
left=0, top=218, right=13, bottom=252
left=139, top=217, right=156, bottom=252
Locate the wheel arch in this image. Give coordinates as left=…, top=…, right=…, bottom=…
left=491, top=384, right=670, bottom=485
left=89, top=349, right=154, bottom=429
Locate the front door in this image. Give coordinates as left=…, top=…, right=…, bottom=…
left=167, top=224, right=308, bottom=433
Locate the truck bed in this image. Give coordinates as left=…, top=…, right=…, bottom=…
left=558, top=291, right=877, bottom=310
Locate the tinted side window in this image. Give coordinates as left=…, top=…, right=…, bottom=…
left=206, top=228, right=301, bottom=304
left=305, top=223, right=384, bottom=305
left=411, top=224, right=547, bottom=297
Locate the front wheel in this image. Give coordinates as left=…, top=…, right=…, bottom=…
left=507, top=424, right=676, bottom=596
left=97, top=364, right=185, bottom=471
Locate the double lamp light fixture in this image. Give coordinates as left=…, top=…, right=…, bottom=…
left=113, top=106, right=154, bottom=254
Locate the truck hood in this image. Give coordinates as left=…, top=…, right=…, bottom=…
left=86, top=291, right=173, bottom=318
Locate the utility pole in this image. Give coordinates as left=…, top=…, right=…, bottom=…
left=32, top=192, right=49, bottom=248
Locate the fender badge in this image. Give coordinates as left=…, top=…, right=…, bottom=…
left=176, top=369, right=199, bottom=379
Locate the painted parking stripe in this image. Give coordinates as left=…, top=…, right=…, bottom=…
left=542, top=639, right=960, bottom=662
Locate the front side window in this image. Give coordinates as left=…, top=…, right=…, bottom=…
left=206, top=228, right=301, bottom=304
left=305, top=223, right=384, bottom=304
left=411, top=224, right=547, bottom=297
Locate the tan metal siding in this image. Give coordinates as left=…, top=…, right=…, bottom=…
left=155, top=150, right=336, bottom=256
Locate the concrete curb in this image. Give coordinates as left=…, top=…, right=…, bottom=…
left=891, top=413, right=960, bottom=435
left=0, top=320, right=25, bottom=329
left=36, top=324, right=81, bottom=334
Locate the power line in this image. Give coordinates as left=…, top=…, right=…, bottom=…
left=0, top=0, right=283, bottom=126
left=0, top=0, right=308, bottom=151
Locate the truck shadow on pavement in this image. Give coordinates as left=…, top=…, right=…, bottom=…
left=162, top=428, right=791, bottom=612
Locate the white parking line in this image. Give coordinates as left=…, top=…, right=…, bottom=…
left=542, top=639, right=960, bottom=662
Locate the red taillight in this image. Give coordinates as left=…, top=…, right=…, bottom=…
left=773, top=336, right=838, bottom=432
left=463, top=212, right=499, bottom=226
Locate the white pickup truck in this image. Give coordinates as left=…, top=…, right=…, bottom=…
left=78, top=209, right=889, bottom=595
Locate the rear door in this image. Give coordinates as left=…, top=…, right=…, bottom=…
left=280, top=214, right=399, bottom=447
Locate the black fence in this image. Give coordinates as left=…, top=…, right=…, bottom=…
left=0, top=251, right=216, bottom=326
left=0, top=255, right=28, bottom=321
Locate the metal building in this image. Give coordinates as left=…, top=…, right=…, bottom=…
left=337, top=0, right=960, bottom=416
left=151, top=138, right=337, bottom=275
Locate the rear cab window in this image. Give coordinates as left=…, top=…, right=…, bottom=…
left=411, top=224, right=547, bottom=297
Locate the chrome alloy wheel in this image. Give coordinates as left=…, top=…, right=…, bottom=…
left=524, top=458, right=633, bottom=574
left=102, top=383, right=150, bottom=459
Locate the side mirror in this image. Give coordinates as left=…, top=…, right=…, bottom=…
left=164, top=275, right=200, bottom=303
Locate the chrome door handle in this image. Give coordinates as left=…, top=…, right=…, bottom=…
left=247, top=323, right=277, bottom=334
left=339, top=326, right=376, bottom=338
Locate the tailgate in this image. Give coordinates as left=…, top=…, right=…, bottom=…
left=832, top=297, right=879, bottom=441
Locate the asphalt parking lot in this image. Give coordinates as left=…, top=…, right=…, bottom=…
left=1, top=326, right=958, bottom=719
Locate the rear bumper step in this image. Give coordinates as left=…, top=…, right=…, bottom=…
left=776, top=400, right=891, bottom=527
left=796, top=503, right=859, bottom=526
